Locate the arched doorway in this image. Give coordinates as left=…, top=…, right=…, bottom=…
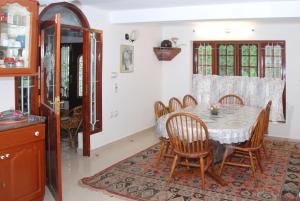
left=39, top=3, right=102, bottom=201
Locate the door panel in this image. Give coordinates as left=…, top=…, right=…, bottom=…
left=40, top=14, right=62, bottom=201
left=82, top=30, right=102, bottom=156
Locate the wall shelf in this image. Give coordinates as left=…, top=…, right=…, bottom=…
left=153, top=47, right=181, bottom=61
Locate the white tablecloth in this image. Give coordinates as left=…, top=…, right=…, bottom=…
left=155, top=104, right=261, bottom=144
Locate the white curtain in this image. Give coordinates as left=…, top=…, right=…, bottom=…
left=192, top=75, right=286, bottom=122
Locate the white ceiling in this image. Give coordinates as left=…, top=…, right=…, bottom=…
left=39, top=0, right=299, bottom=10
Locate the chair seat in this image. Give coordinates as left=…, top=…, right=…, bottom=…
left=174, top=147, right=211, bottom=159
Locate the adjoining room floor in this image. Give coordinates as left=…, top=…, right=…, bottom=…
left=44, top=128, right=159, bottom=201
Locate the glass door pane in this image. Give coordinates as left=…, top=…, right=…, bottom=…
left=0, top=3, right=31, bottom=69
left=42, top=25, right=56, bottom=107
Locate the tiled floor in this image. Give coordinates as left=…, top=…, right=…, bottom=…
left=44, top=128, right=159, bottom=201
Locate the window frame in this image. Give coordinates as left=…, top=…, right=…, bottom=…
left=193, top=40, right=286, bottom=79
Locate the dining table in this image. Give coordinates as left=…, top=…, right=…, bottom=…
left=155, top=103, right=262, bottom=186
left=155, top=103, right=261, bottom=145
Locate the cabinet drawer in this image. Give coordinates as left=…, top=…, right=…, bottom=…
left=0, top=124, right=45, bottom=150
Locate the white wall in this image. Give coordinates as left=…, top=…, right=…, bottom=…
left=161, top=21, right=300, bottom=140
left=80, top=6, right=163, bottom=149
left=0, top=77, right=15, bottom=111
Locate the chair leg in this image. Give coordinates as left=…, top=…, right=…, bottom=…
left=199, top=157, right=205, bottom=189
left=165, top=142, right=170, bottom=157
left=168, top=154, right=178, bottom=182
left=156, top=140, right=166, bottom=166
left=249, top=151, right=256, bottom=179
left=210, top=151, right=215, bottom=171
left=255, top=150, right=263, bottom=173
left=262, top=141, right=268, bottom=157
left=218, top=148, right=228, bottom=176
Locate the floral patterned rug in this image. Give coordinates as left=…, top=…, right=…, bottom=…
left=80, top=139, right=300, bottom=201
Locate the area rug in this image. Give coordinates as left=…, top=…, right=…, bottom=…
left=80, top=139, right=300, bottom=201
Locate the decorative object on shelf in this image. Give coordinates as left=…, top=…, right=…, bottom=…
left=120, top=45, right=134, bottom=73
left=153, top=47, right=181, bottom=61
left=161, top=39, right=172, bottom=48
left=210, top=104, right=220, bottom=115
left=171, top=37, right=179, bottom=47
left=125, top=30, right=136, bottom=43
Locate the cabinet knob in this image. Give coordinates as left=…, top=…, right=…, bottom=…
left=0, top=155, right=5, bottom=160
left=34, top=131, right=40, bottom=136
left=5, top=154, right=10, bottom=158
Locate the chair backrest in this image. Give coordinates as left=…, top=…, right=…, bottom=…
left=264, top=100, right=272, bottom=134
left=166, top=112, right=209, bottom=155
left=183, top=94, right=198, bottom=108
left=218, top=94, right=244, bottom=105
left=169, top=97, right=183, bottom=112
left=249, top=109, right=266, bottom=148
left=154, top=101, right=169, bottom=120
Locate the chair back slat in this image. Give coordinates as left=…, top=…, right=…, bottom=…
left=218, top=94, right=244, bottom=105
left=154, top=101, right=169, bottom=120
left=249, top=109, right=266, bottom=148
left=169, top=97, right=183, bottom=112
left=183, top=94, right=198, bottom=108
left=166, top=112, right=209, bottom=155
left=264, top=100, right=272, bottom=134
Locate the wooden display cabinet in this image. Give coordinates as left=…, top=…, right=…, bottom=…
left=0, top=0, right=38, bottom=76
left=0, top=123, right=45, bottom=201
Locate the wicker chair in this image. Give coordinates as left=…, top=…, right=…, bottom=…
left=169, top=97, right=183, bottom=112
left=218, top=94, right=244, bottom=105
left=61, top=105, right=82, bottom=149
left=183, top=94, right=198, bottom=108
left=262, top=101, right=272, bottom=157
left=166, top=112, right=214, bottom=189
left=218, top=109, right=266, bottom=179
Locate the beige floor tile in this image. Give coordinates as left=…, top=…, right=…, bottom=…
left=44, top=128, right=159, bottom=201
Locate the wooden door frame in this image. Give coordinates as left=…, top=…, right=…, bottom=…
left=39, top=2, right=94, bottom=156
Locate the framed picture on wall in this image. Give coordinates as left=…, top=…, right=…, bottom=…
left=120, top=45, right=134, bottom=73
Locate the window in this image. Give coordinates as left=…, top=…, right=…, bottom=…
left=193, top=40, right=285, bottom=79
left=218, top=44, right=235, bottom=76
left=77, top=55, right=83, bottom=97
left=196, top=42, right=213, bottom=75
left=262, top=43, right=284, bottom=78
left=193, top=40, right=286, bottom=118
left=240, top=44, right=258, bottom=77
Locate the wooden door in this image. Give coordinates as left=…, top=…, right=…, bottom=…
left=82, top=30, right=103, bottom=156
left=40, top=14, right=62, bottom=201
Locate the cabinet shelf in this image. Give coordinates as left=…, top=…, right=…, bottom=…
left=153, top=47, right=181, bottom=61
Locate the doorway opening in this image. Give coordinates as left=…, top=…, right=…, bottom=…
left=59, top=28, right=83, bottom=150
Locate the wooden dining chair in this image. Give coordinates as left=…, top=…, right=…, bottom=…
left=154, top=101, right=169, bottom=120
left=154, top=101, right=173, bottom=165
left=169, top=97, right=183, bottom=112
left=262, top=100, right=272, bottom=157
left=183, top=94, right=198, bottom=108
left=166, top=112, right=214, bottom=189
left=218, top=109, right=266, bottom=179
left=218, top=94, right=244, bottom=105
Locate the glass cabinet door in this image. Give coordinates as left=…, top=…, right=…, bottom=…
left=0, top=3, right=31, bottom=69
